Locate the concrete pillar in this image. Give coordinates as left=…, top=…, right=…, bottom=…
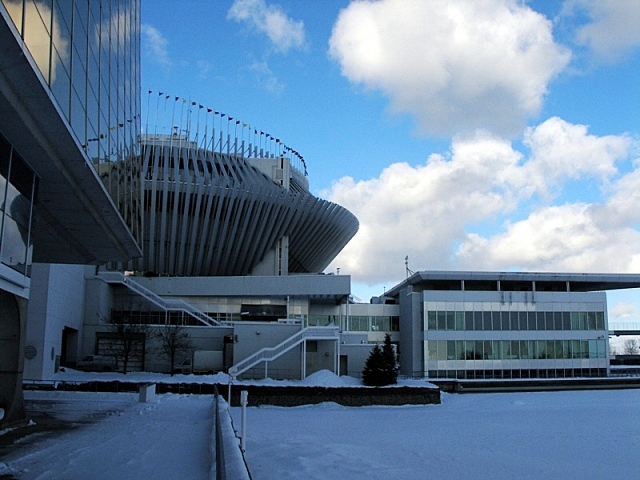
left=0, top=289, right=28, bottom=429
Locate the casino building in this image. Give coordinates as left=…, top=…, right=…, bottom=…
left=3, top=2, right=639, bottom=435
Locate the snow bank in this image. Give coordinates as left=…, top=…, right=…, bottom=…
left=41, top=368, right=437, bottom=390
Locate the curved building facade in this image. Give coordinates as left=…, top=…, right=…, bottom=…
left=107, top=134, right=358, bottom=277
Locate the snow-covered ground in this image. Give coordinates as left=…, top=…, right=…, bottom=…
left=2, top=370, right=639, bottom=479
left=232, top=388, right=640, bottom=480
left=0, top=391, right=212, bottom=480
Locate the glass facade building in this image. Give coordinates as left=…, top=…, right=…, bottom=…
left=0, top=134, right=37, bottom=279
left=1, top=0, right=142, bottom=250
left=2, top=0, right=140, bottom=166
left=423, top=294, right=609, bottom=379
left=0, top=0, right=141, bottom=429
left=381, top=272, right=640, bottom=380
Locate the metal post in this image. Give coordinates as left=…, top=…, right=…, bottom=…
left=240, top=390, right=248, bottom=452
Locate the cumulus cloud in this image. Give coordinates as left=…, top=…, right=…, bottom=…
left=141, top=24, right=171, bottom=67
left=328, top=0, right=571, bottom=137
left=521, top=117, right=631, bottom=198
left=456, top=203, right=640, bottom=272
left=563, top=0, right=640, bottom=63
left=325, top=119, right=638, bottom=285
left=610, top=302, right=640, bottom=322
left=228, top=0, right=305, bottom=53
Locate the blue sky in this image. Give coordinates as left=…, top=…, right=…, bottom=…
left=141, top=0, right=640, bottom=321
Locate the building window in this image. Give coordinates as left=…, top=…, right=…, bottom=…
left=425, top=309, right=606, bottom=331
left=0, top=133, right=37, bottom=277
left=427, top=339, right=606, bottom=362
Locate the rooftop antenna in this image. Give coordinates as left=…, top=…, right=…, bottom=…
left=405, top=255, right=414, bottom=278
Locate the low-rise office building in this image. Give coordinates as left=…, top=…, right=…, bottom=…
left=379, top=271, right=640, bottom=379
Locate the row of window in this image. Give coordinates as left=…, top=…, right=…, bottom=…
left=427, top=339, right=607, bottom=361
left=347, top=315, right=400, bottom=332
left=111, top=310, right=244, bottom=326
left=426, top=310, right=605, bottom=332
left=426, top=368, right=608, bottom=380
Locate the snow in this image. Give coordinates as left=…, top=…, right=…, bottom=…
left=1, top=391, right=212, bottom=480
left=232, top=389, right=640, bottom=480
left=3, top=369, right=640, bottom=479
left=43, top=367, right=436, bottom=388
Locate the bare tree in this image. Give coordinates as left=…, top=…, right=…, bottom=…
left=157, top=324, right=193, bottom=375
left=623, top=339, right=639, bottom=355
left=109, top=316, right=149, bottom=374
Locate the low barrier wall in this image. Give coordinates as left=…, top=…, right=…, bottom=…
left=223, top=385, right=441, bottom=407
left=34, top=381, right=441, bottom=406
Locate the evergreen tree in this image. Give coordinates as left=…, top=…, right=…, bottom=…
left=362, top=343, right=386, bottom=386
left=362, top=334, right=399, bottom=386
left=381, top=333, right=399, bottom=385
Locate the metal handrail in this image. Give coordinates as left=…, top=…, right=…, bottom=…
left=97, top=272, right=222, bottom=327
left=609, top=322, right=640, bottom=332
left=228, top=326, right=339, bottom=378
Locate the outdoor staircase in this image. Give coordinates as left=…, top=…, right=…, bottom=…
left=96, top=271, right=222, bottom=327
left=228, top=326, right=340, bottom=380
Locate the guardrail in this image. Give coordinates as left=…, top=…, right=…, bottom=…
left=228, top=327, right=339, bottom=379
left=609, top=323, right=640, bottom=332
left=97, top=272, right=221, bottom=327
left=211, top=385, right=250, bottom=480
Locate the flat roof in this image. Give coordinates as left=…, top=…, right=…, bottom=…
left=384, top=271, right=640, bottom=297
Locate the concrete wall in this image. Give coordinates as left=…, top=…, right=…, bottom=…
left=131, top=273, right=351, bottom=298
left=144, top=325, right=233, bottom=373
left=23, top=264, right=87, bottom=380
left=339, top=343, right=375, bottom=378
left=81, top=275, right=115, bottom=360
left=399, top=288, right=423, bottom=376
left=232, top=322, right=303, bottom=379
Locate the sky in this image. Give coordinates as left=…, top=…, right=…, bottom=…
left=141, top=0, right=640, bottom=318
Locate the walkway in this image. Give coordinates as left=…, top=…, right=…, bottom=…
left=0, top=391, right=211, bottom=480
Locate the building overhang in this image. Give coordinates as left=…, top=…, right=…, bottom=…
left=0, top=10, right=141, bottom=265
left=384, top=271, right=640, bottom=298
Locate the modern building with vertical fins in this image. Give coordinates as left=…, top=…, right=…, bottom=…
left=115, top=133, right=358, bottom=277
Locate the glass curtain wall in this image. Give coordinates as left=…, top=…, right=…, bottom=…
left=0, top=134, right=37, bottom=278
left=1, top=0, right=142, bottom=242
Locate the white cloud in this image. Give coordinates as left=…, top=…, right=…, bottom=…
left=610, top=301, right=640, bottom=322
left=456, top=203, right=640, bottom=272
left=325, top=119, right=638, bottom=285
left=328, top=0, right=571, bottom=137
left=325, top=131, right=524, bottom=283
left=196, top=60, right=213, bottom=79
left=521, top=117, right=631, bottom=198
left=249, top=61, right=284, bottom=93
left=141, top=24, right=171, bottom=67
left=564, top=0, right=640, bottom=63
left=228, top=0, right=305, bottom=54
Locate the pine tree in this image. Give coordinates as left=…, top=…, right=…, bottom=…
left=381, top=333, right=399, bottom=385
left=362, top=344, right=386, bottom=386
left=362, top=334, right=399, bottom=386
